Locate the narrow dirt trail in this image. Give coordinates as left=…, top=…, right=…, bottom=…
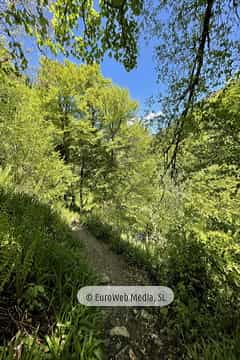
left=72, top=226, right=166, bottom=360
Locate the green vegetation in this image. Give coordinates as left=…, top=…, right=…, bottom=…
left=86, top=80, right=240, bottom=358
left=0, top=49, right=239, bottom=358
left=0, top=53, right=106, bottom=358
left=0, top=46, right=156, bottom=358
left=0, top=189, right=103, bottom=359
left=0, top=0, right=142, bottom=71
left=0, top=2, right=240, bottom=357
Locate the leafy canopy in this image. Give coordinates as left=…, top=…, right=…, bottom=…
left=0, top=0, right=143, bottom=70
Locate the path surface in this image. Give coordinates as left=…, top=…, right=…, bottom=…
left=72, top=226, right=167, bottom=360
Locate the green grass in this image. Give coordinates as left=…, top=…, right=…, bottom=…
left=186, top=334, right=240, bottom=360
left=0, top=188, right=104, bottom=359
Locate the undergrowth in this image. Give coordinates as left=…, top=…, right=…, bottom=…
left=84, top=214, right=240, bottom=360
left=0, top=188, right=104, bottom=359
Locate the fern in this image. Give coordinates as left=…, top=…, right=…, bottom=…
left=15, top=234, right=39, bottom=299
left=0, top=167, right=12, bottom=188
left=0, top=211, right=21, bottom=293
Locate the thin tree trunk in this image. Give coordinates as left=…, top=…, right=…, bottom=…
left=79, top=158, right=85, bottom=212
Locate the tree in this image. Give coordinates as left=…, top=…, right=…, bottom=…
left=0, top=0, right=143, bottom=71
left=37, top=58, right=108, bottom=209
left=37, top=58, right=108, bottom=162
left=76, top=84, right=141, bottom=212
left=0, top=63, right=74, bottom=203
left=143, top=0, right=240, bottom=174
left=37, top=58, right=141, bottom=213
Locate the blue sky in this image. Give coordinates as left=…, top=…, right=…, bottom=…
left=101, top=40, right=160, bottom=116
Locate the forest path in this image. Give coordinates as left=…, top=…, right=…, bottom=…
left=72, top=226, right=166, bottom=360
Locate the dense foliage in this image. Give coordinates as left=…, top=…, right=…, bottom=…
left=0, top=0, right=142, bottom=70
left=0, top=55, right=105, bottom=358
left=0, top=188, right=103, bottom=359
left=0, top=51, right=155, bottom=358
left=0, top=39, right=239, bottom=359
left=86, top=80, right=240, bottom=358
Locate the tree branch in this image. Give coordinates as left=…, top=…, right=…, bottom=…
left=165, top=0, right=215, bottom=179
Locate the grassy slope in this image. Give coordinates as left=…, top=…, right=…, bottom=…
left=0, top=188, right=103, bottom=359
